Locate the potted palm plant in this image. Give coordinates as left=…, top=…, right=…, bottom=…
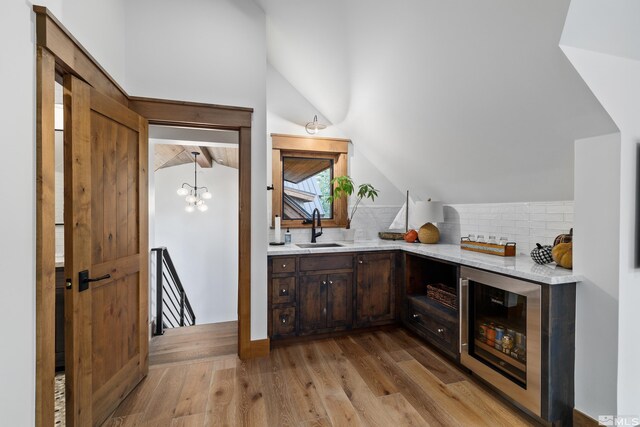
left=328, top=176, right=379, bottom=241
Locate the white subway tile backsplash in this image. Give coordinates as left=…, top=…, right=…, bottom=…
left=546, top=204, right=574, bottom=214
left=266, top=201, right=574, bottom=256
left=440, top=201, right=573, bottom=254
left=546, top=221, right=574, bottom=231
left=529, top=221, right=546, bottom=229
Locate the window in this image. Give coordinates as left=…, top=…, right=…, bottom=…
left=282, top=156, right=334, bottom=220
left=271, top=134, right=350, bottom=228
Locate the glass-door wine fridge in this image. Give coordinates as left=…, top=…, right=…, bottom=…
left=459, top=266, right=542, bottom=416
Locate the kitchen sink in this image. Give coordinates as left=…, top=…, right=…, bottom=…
left=295, top=243, right=343, bottom=248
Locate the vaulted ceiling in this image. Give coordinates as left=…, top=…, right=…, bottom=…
left=151, top=126, right=239, bottom=171
left=259, top=0, right=618, bottom=203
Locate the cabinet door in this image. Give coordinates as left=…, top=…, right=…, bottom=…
left=299, top=274, right=327, bottom=333
left=326, top=273, right=353, bottom=329
left=356, top=253, right=396, bottom=326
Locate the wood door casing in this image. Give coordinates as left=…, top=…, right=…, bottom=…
left=64, top=75, right=149, bottom=427
left=356, top=253, right=396, bottom=326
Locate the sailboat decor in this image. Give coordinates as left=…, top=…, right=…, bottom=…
left=379, top=191, right=418, bottom=240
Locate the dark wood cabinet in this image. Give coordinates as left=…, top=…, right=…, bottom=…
left=326, top=273, right=352, bottom=328
left=271, top=276, right=296, bottom=305
left=402, top=253, right=460, bottom=361
left=299, top=274, right=327, bottom=333
left=268, top=257, right=298, bottom=339
left=272, top=307, right=296, bottom=337
left=406, top=295, right=458, bottom=357
left=298, top=272, right=352, bottom=333
left=268, top=249, right=576, bottom=427
left=269, top=252, right=389, bottom=341
left=355, top=252, right=396, bottom=327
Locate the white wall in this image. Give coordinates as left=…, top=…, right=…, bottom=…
left=154, top=163, right=238, bottom=325
left=261, top=0, right=617, bottom=204
left=59, top=1, right=127, bottom=84
left=125, top=0, right=268, bottom=340
left=0, top=2, right=36, bottom=424
left=561, top=0, right=640, bottom=417
left=574, top=133, right=621, bottom=417
left=266, top=64, right=405, bottom=210
left=0, top=0, right=127, bottom=424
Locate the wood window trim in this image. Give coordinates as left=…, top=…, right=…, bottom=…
left=34, top=7, right=260, bottom=427
left=271, top=133, right=350, bottom=229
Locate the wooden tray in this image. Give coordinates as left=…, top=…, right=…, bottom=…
left=460, top=238, right=516, bottom=257
left=378, top=231, right=405, bottom=241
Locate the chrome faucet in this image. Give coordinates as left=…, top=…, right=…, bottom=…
left=310, top=208, right=323, bottom=243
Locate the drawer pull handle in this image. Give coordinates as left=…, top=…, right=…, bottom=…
left=412, top=313, right=420, bottom=319
left=322, top=281, right=327, bottom=285
left=280, top=288, right=288, bottom=296
left=358, top=260, right=363, bottom=264
left=437, top=328, right=445, bottom=334
left=323, top=307, right=327, bottom=315
left=280, top=315, right=288, bottom=324
left=329, top=280, right=333, bottom=285
left=281, top=264, right=287, bottom=268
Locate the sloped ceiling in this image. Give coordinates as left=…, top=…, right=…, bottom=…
left=260, top=0, right=617, bottom=203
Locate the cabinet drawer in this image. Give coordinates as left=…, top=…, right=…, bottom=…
left=272, top=257, right=296, bottom=274
left=407, top=299, right=457, bottom=355
left=300, top=254, right=352, bottom=272
left=272, top=276, right=296, bottom=305
left=272, top=307, right=296, bottom=337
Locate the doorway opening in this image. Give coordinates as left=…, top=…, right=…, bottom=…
left=53, top=79, right=66, bottom=426
left=35, top=8, right=256, bottom=426
left=149, top=125, right=240, bottom=364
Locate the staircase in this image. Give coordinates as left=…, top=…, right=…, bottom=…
left=151, top=247, right=196, bottom=336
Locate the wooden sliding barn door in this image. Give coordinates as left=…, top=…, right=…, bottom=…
left=64, top=75, right=149, bottom=427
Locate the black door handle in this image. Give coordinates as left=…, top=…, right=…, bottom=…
left=79, top=270, right=111, bottom=292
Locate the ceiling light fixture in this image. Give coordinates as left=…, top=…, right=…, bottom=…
left=177, top=152, right=212, bottom=213
left=305, top=115, right=326, bottom=135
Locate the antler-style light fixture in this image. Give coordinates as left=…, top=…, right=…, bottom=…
left=305, top=115, right=327, bottom=135
left=176, top=152, right=212, bottom=212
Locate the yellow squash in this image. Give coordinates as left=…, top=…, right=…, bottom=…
left=552, top=242, right=573, bottom=269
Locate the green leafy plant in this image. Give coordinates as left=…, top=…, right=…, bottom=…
left=328, top=176, right=379, bottom=229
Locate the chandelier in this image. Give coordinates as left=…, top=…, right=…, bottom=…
left=176, top=152, right=212, bottom=212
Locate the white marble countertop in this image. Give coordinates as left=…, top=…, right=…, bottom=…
left=267, top=240, right=581, bottom=285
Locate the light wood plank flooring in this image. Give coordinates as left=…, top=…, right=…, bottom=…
left=104, top=325, right=541, bottom=426
left=149, top=322, right=238, bottom=367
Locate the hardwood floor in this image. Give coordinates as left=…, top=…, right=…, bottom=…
left=149, top=322, right=238, bottom=367
left=104, top=325, right=540, bottom=426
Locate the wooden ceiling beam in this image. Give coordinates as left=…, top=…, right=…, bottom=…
left=186, top=146, right=213, bottom=168
left=154, top=144, right=184, bottom=171
left=209, top=147, right=239, bottom=169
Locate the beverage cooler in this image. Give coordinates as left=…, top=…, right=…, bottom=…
left=459, top=267, right=542, bottom=416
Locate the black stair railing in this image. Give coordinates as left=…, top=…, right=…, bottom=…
left=151, top=247, right=196, bottom=336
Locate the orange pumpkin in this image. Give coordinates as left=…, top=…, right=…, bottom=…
left=552, top=242, right=573, bottom=269
left=404, top=229, right=418, bottom=243
left=553, top=228, right=573, bottom=247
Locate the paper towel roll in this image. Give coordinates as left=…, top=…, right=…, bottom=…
left=274, top=215, right=281, bottom=243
